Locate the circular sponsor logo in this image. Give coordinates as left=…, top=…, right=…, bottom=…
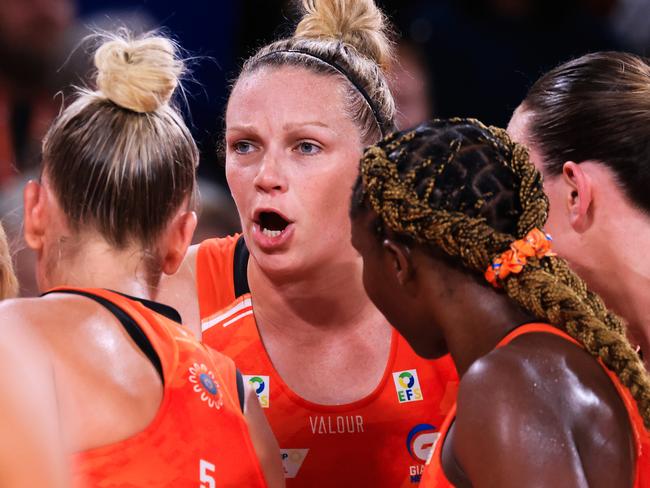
left=248, top=376, right=266, bottom=394
left=188, top=363, right=223, bottom=410
left=407, top=424, right=440, bottom=463
left=399, top=371, right=415, bottom=389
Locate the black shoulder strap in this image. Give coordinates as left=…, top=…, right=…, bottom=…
left=235, top=368, right=245, bottom=413
left=233, top=235, right=251, bottom=298
left=42, top=289, right=164, bottom=382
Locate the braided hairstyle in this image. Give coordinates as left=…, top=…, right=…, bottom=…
left=351, top=118, right=650, bottom=428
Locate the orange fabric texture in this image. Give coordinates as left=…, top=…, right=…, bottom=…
left=484, top=229, right=555, bottom=287
left=420, top=323, right=650, bottom=487
left=61, top=288, right=266, bottom=488
left=197, top=236, right=459, bottom=487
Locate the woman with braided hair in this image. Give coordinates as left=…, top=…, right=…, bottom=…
left=350, top=118, right=650, bottom=487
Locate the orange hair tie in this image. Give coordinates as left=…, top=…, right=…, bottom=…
left=484, top=228, right=556, bottom=288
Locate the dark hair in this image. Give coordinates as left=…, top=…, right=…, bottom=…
left=352, top=118, right=650, bottom=427
left=522, top=51, right=650, bottom=213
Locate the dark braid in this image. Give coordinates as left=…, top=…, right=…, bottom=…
left=352, top=118, right=650, bottom=427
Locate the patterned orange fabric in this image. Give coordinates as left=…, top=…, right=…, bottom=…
left=196, top=236, right=459, bottom=487
left=485, top=229, right=555, bottom=287
left=55, top=287, right=267, bottom=488
left=420, top=323, right=650, bottom=487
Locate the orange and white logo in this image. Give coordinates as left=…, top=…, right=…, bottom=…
left=188, top=363, right=224, bottom=410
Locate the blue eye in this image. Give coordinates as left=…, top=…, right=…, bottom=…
left=233, top=141, right=256, bottom=154
left=296, top=142, right=322, bottom=155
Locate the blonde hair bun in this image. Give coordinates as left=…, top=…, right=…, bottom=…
left=295, top=0, right=393, bottom=68
left=94, top=34, right=184, bottom=113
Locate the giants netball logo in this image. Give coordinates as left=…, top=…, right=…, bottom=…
left=188, top=363, right=223, bottom=410
left=243, top=374, right=270, bottom=408
left=392, top=369, right=423, bottom=403
left=406, top=424, right=439, bottom=483
left=407, top=424, right=440, bottom=463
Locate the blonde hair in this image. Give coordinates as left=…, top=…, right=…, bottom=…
left=42, top=31, right=198, bottom=258
left=0, top=223, right=17, bottom=299
left=235, top=0, right=395, bottom=144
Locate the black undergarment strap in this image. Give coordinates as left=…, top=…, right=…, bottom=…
left=236, top=369, right=245, bottom=413
left=233, top=235, right=251, bottom=298
left=42, top=289, right=164, bottom=382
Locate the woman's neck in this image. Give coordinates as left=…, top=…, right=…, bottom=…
left=431, top=280, right=533, bottom=377
left=581, top=235, right=650, bottom=359
left=44, top=238, right=156, bottom=300
left=247, top=253, right=386, bottom=340
left=577, top=198, right=650, bottom=361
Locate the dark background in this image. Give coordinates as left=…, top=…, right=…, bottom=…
left=73, top=0, right=649, bottom=184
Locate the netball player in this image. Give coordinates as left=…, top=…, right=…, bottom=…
left=0, top=32, right=283, bottom=487
left=159, top=0, right=458, bottom=485
left=350, top=118, right=650, bottom=487
left=507, top=52, right=650, bottom=363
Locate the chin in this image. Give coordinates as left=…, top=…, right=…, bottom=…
left=248, top=245, right=309, bottom=280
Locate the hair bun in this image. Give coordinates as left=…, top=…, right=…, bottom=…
left=94, top=34, right=184, bottom=113
left=295, top=0, right=393, bottom=68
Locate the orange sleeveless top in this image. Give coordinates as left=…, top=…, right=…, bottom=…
left=55, top=288, right=267, bottom=488
left=420, top=323, right=650, bottom=487
left=196, top=236, right=459, bottom=487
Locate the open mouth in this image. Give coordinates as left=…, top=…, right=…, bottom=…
left=257, top=211, right=291, bottom=237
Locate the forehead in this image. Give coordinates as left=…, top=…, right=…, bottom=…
left=226, top=66, right=352, bottom=129
left=507, top=105, right=547, bottom=173
left=507, top=105, right=534, bottom=145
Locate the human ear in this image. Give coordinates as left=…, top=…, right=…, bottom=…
left=382, top=239, right=417, bottom=293
left=562, top=162, right=593, bottom=233
left=160, top=210, right=197, bottom=275
left=23, top=181, right=47, bottom=251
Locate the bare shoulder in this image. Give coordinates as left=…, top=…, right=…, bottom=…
left=0, top=298, right=66, bottom=487
left=452, top=332, right=634, bottom=488
left=0, top=297, right=53, bottom=349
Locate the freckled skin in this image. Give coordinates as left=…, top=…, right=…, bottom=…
left=350, top=210, right=635, bottom=487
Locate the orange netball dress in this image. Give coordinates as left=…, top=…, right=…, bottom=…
left=197, top=236, right=459, bottom=487
left=45, top=287, right=266, bottom=488
left=421, top=323, right=650, bottom=487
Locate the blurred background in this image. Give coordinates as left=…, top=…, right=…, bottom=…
left=1, top=0, right=648, bottom=294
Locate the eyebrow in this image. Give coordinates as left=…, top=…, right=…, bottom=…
left=226, top=121, right=335, bottom=134
left=282, top=121, right=332, bottom=131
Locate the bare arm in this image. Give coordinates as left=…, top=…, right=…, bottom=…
left=243, top=382, right=285, bottom=488
left=157, top=244, right=202, bottom=339
left=0, top=312, right=67, bottom=487
left=453, top=335, right=634, bottom=488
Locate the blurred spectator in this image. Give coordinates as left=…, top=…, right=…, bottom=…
left=609, top=0, right=650, bottom=53
left=388, top=0, right=622, bottom=126
left=194, top=178, right=241, bottom=244
left=387, top=40, right=434, bottom=130
left=0, top=0, right=75, bottom=186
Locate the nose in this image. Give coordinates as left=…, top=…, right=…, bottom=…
left=253, top=151, right=287, bottom=194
